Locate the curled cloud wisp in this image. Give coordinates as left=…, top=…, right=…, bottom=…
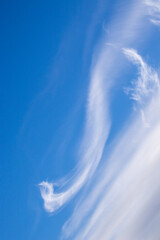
left=123, top=48, right=159, bottom=103
left=39, top=44, right=111, bottom=213
left=123, top=48, right=160, bottom=127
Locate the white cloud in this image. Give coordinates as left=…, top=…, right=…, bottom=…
left=150, top=18, right=160, bottom=25
left=123, top=48, right=160, bottom=127
left=39, top=37, right=112, bottom=213
left=61, top=1, right=156, bottom=239
left=123, top=48, right=159, bottom=104
left=39, top=2, right=160, bottom=240
left=145, top=0, right=160, bottom=25
left=63, top=51, right=160, bottom=240
left=39, top=164, right=92, bottom=212
left=39, top=0, right=146, bottom=214
left=76, top=96, right=160, bottom=240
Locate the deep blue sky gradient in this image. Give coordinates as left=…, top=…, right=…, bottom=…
left=1, top=0, right=159, bottom=239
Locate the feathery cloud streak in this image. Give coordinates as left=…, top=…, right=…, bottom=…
left=39, top=34, right=111, bottom=213
left=145, top=0, right=160, bottom=25
left=123, top=48, right=159, bottom=103
left=61, top=1, right=160, bottom=239
left=61, top=2, right=154, bottom=238
left=39, top=2, right=160, bottom=240
left=67, top=49, right=160, bottom=240
left=39, top=0, right=145, bottom=213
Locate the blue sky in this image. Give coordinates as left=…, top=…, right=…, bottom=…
left=1, top=0, right=160, bottom=239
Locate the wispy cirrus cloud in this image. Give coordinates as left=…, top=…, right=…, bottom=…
left=61, top=3, right=155, bottom=240
left=123, top=48, right=159, bottom=127
left=65, top=50, right=160, bottom=240
left=39, top=1, right=160, bottom=239
left=123, top=48, right=159, bottom=103
left=145, top=0, right=160, bottom=25
left=39, top=36, right=111, bottom=213
left=39, top=0, right=146, bottom=214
